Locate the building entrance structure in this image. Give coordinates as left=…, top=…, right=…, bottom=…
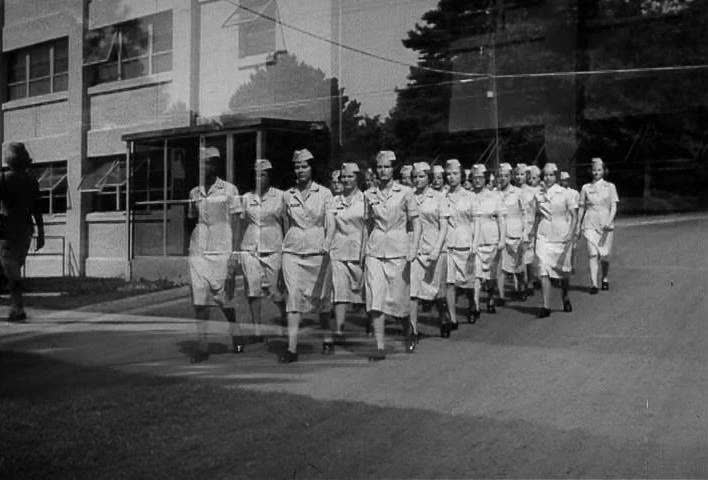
left=119, top=117, right=328, bottom=281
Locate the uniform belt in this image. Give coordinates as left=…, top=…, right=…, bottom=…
left=448, top=246, right=471, bottom=251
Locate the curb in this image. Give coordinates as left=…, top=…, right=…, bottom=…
left=616, top=212, right=708, bottom=227
left=76, top=276, right=246, bottom=314
left=77, top=285, right=191, bottom=314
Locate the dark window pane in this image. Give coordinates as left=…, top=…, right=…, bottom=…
left=95, top=191, right=118, bottom=212
left=122, top=20, right=149, bottom=59
left=8, top=83, right=26, bottom=100
left=29, top=44, right=51, bottom=78
left=7, top=52, right=26, bottom=83
left=151, top=52, right=172, bottom=73
left=96, top=62, right=119, bottom=83
left=53, top=195, right=67, bottom=214
left=85, top=26, right=118, bottom=64
left=29, top=78, right=51, bottom=96
left=53, top=73, right=68, bottom=92
left=152, top=11, right=173, bottom=52
left=54, top=38, right=69, bottom=73
left=37, top=196, right=50, bottom=214
left=121, top=57, right=149, bottom=79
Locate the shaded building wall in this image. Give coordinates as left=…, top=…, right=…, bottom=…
left=1, top=0, right=80, bottom=275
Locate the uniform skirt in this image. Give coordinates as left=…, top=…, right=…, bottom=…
left=535, top=237, right=573, bottom=279
left=189, top=253, right=233, bottom=306
left=474, top=245, right=499, bottom=280
left=500, top=237, right=525, bottom=274
left=447, top=247, right=474, bottom=287
left=241, top=251, right=283, bottom=301
left=331, top=259, right=364, bottom=304
left=583, top=228, right=614, bottom=258
left=523, top=238, right=536, bottom=265
left=282, top=252, right=332, bottom=313
left=365, top=256, right=410, bottom=317
left=410, top=253, right=447, bottom=300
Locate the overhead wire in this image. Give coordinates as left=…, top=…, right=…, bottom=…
left=224, top=0, right=708, bottom=115
left=224, top=0, right=488, bottom=78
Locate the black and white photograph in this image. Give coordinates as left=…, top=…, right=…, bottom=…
left=0, top=0, right=706, bottom=478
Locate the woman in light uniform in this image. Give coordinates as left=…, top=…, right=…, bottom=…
left=280, top=149, right=333, bottom=363
left=496, top=163, right=527, bottom=304
left=470, top=164, right=506, bottom=317
left=187, top=147, right=242, bottom=362
left=533, top=162, right=578, bottom=317
left=463, top=168, right=473, bottom=190
left=443, top=159, right=477, bottom=324
left=237, top=159, right=285, bottom=343
left=560, top=171, right=580, bottom=207
left=409, top=162, right=451, bottom=338
left=323, top=162, right=366, bottom=354
left=364, top=150, right=419, bottom=361
left=399, top=164, right=413, bottom=187
left=521, top=165, right=542, bottom=296
left=578, top=157, right=619, bottom=293
left=330, top=169, right=344, bottom=196
left=431, top=164, right=446, bottom=191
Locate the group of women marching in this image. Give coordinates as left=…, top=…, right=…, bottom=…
left=187, top=146, right=618, bottom=364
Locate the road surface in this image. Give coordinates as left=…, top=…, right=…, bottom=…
left=1, top=214, right=706, bottom=477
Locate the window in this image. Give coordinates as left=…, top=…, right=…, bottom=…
left=132, top=145, right=165, bottom=210
left=79, top=156, right=127, bottom=212
left=5, top=38, right=69, bottom=101
left=29, top=162, right=68, bottom=214
left=84, top=10, right=173, bottom=87
left=238, top=0, right=277, bottom=58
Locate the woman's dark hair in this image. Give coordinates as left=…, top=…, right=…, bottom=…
left=4, top=142, right=32, bottom=170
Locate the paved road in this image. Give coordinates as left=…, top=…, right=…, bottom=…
left=1, top=215, right=706, bottom=477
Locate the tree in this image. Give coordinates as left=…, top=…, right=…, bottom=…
left=228, top=53, right=383, bottom=168
left=387, top=0, right=708, bottom=207
left=385, top=1, right=496, bottom=160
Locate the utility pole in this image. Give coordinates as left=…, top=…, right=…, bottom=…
left=490, top=0, right=503, bottom=171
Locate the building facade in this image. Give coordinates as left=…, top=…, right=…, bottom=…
left=0, top=0, right=342, bottom=280
left=2, top=0, right=706, bottom=279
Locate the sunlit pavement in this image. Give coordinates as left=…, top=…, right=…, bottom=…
left=2, top=213, right=707, bottom=476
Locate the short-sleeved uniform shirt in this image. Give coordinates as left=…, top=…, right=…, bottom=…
left=566, top=187, right=580, bottom=210
left=445, top=187, right=476, bottom=249
left=535, top=183, right=578, bottom=242
left=329, top=189, right=365, bottom=261
left=239, top=187, right=285, bottom=253
left=282, top=182, right=333, bottom=255
left=365, top=182, right=418, bottom=259
left=579, top=179, right=619, bottom=231
left=521, top=185, right=540, bottom=232
left=472, top=189, right=506, bottom=245
left=188, top=178, right=241, bottom=255
left=414, top=187, right=450, bottom=253
left=500, top=185, right=525, bottom=239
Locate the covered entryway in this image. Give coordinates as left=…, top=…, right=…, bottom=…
left=121, top=117, right=330, bottom=281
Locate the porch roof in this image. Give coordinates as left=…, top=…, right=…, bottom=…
left=121, top=116, right=328, bottom=143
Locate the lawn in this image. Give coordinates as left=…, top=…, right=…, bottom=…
left=0, top=277, right=179, bottom=310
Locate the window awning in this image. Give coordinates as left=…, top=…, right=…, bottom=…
left=78, top=159, right=117, bottom=192
left=79, top=157, right=147, bottom=192
left=37, top=164, right=67, bottom=192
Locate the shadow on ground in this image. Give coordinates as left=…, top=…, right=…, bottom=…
left=3, top=350, right=702, bottom=479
